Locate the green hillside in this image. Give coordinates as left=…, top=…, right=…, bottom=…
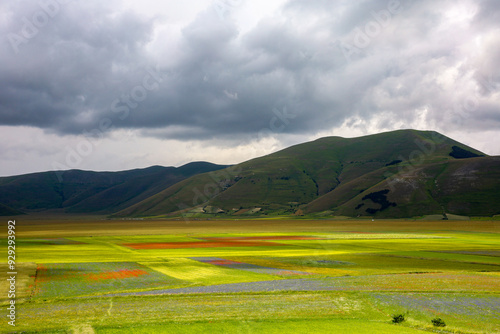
left=115, top=130, right=499, bottom=218
left=0, top=162, right=228, bottom=214
left=0, top=202, right=25, bottom=216
left=323, top=156, right=500, bottom=218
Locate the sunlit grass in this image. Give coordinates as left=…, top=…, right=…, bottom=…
left=1, top=219, right=498, bottom=333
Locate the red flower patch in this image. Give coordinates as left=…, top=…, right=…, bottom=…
left=85, top=269, right=148, bottom=281
left=124, top=235, right=324, bottom=249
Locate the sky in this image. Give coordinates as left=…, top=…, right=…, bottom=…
left=1, top=0, right=499, bottom=176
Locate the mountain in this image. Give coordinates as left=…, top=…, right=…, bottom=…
left=114, top=130, right=500, bottom=218
left=0, top=162, right=229, bottom=215
left=2, top=130, right=498, bottom=218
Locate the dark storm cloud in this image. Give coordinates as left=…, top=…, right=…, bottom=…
left=1, top=0, right=499, bottom=140
left=0, top=1, right=156, bottom=132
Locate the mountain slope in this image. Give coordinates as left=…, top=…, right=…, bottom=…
left=0, top=203, right=25, bottom=216
left=115, top=130, right=499, bottom=218
left=0, top=162, right=229, bottom=214
left=313, top=156, right=500, bottom=218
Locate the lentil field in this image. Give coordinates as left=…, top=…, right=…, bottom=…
left=1, top=218, right=499, bottom=333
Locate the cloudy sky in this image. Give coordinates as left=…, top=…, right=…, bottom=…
left=1, top=0, right=499, bottom=176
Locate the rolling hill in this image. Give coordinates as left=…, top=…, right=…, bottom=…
left=2, top=129, right=498, bottom=218
left=114, top=130, right=500, bottom=218
left=0, top=162, right=229, bottom=215
left=0, top=203, right=24, bottom=216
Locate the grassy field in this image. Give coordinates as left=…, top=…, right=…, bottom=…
left=1, top=218, right=499, bottom=333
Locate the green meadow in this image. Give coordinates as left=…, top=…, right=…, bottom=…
left=1, top=218, right=499, bottom=333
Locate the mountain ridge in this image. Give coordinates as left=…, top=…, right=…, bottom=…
left=0, top=161, right=229, bottom=215
left=2, top=129, right=499, bottom=218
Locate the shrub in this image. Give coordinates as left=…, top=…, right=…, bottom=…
left=362, top=189, right=397, bottom=214
left=385, top=159, right=402, bottom=166
left=449, top=145, right=484, bottom=159
left=392, top=314, right=405, bottom=324
left=431, top=317, right=446, bottom=327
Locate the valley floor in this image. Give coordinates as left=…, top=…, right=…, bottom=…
left=1, top=218, right=499, bottom=333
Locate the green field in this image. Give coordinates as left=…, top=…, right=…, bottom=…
left=1, top=218, right=499, bottom=333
